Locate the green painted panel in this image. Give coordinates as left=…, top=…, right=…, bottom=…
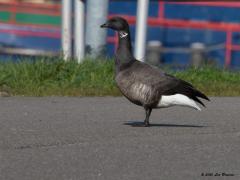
left=16, top=13, right=61, bottom=26
left=0, top=11, right=10, bottom=22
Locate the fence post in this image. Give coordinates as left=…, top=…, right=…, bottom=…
left=74, top=0, right=85, bottom=63
left=134, top=0, right=149, bottom=62
left=190, top=42, right=206, bottom=68
left=146, top=41, right=162, bottom=66
left=62, top=0, right=73, bottom=60
left=85, top=0, right=109, bottom=58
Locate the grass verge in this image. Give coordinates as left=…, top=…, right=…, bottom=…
left=0, top=57, right=240, bottom=96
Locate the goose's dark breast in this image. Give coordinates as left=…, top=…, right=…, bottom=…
left=115, top=70, right=161, bottom=107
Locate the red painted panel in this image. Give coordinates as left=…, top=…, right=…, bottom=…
left=0, top=29, right=60, bottom=38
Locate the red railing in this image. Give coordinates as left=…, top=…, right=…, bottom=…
left=108, top=1, right=240, bottom=67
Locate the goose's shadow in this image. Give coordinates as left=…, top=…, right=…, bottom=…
left=124, top=121, right=206, bottom=128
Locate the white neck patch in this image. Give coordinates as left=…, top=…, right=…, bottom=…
left=119, top=31, right=128, bottom=38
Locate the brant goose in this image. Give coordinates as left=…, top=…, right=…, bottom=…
left=101, top=17, right=209, bottom=127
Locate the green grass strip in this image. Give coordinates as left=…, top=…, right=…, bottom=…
left=0, top=57, right=240, bottom=96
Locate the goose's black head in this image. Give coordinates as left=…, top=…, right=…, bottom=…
left=100, top=17, right=129, bottom=32
left=101, top=17, right=133, bottom=63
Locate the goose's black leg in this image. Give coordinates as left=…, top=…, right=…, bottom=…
left=144, top=107, right=152, bottom=127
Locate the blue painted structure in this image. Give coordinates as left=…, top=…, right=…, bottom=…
left=0, top=1, right=240, bottom=68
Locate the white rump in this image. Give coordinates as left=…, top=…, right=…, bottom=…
left=158, top=94, right=201, bottom=111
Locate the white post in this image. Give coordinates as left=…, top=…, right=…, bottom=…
left=85, top=0, right=109, bottom=58
left=74, top=0, right=85, bottom=63
left=134, top=0, right=149, bottom=62
left=62, top=0, right=72, bottom=60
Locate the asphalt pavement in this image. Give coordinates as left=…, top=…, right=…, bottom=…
left=0, top=97, right=239, bottom=180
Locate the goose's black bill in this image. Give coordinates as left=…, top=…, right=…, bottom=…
left=100, top=23, right=108, bottom=28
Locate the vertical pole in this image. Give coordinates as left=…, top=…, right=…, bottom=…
left=190, top=42, right=206, bottom=68
left=146, top=41, right=162, bottom=66
left=10, top=0, right=17, bottom=24
left=62, top=0, right=72, bottom=60
left=134, top=0, right=149, bottom=62
left=74, top=0, right=85, bottom=63
left=225, top=30, right=232, bottom=68
left=85, top=0, right=109, bottom=58
left=158, top=1, right=165, bottom=20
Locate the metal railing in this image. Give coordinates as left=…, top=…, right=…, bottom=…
left=0, top=46, right=59, bottom=56
left=108, top=1, right=240, bottom=68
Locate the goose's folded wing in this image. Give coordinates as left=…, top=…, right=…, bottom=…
left=157, top=74, right=210, bottom=106
left=127, top=61, right=209, bottom=106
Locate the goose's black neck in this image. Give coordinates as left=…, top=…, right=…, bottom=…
left=115, top=29, right=135, bottom=71
left=118, top=30, right=132, bottom=53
